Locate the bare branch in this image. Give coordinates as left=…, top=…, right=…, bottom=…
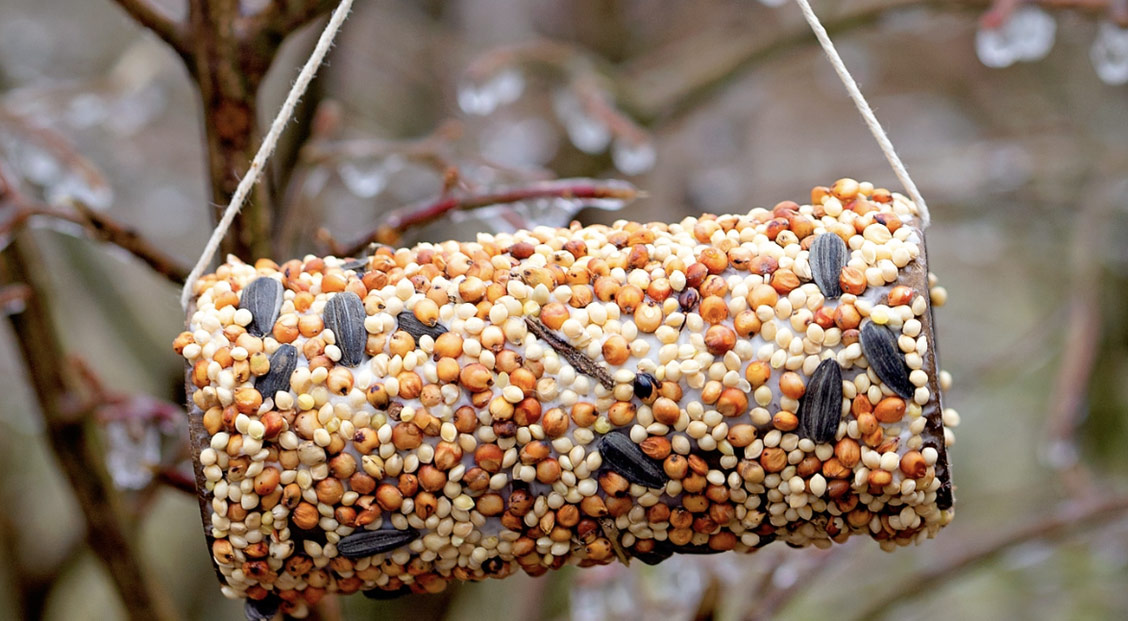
left=338, top=179, right=639, bottom=256
left=851, top=495, right=1128, bottom=621
left=1, top=233, right=179, bottom=621
left=110, top=0, right=188, bottom=54
left=0, top=188, right=190, bottom=284
left=240, top=0, right=342, bottom=48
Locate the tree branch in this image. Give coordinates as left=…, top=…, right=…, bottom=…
left=0, top=168, right=189, bottom=283
left=240, top=0, right=342, bottom=50
left=0, top=232, right=179, bottom=621
left=338, top=179, right=639, bottom=256
left=851, top=495, right=1128, bottom=621
left=111, top=0, right=189, bottom=55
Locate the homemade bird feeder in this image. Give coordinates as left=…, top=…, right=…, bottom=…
left=173, top=2, right=957, bottom=618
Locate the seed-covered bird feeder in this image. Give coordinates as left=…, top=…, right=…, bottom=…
left=173, top=1, right=958, bottom=618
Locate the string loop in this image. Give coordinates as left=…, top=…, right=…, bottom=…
left=180, top=0, right=355, bottom=310
left=793, top=0, right=932, bottom=228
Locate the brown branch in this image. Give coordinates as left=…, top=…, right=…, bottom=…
left=620, top=0, right=1128, bottom=126
left=156, top=467, right=199, bottom=496
left=851, top=495, right=1128, bottom=621
left=240, top=0, right=342, bottom=50
left=0, top=198, right=189, bottom=284
left=340, top=179, right=639, bottom=256
left=110, top=0, right=189, bottom=55
left=0, top=232, right=179, bottom=621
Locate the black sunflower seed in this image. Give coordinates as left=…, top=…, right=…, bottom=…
left=859, top=321, right=915, bottom=399
left=600, top=433, right=667, bottom=489
left=797, top=358, right=843, bottom=443
left=255, top=344, right=297, bottom=400
left=632, top=372, right=658, bottom=400
left=363, top=587, right=410, bottom=600
left=337, top=528, right=420, bottom=558
left=239, top=277, right=283, bottom=337
left=323, top=291, right=366, bottom=367
left=810, top=233, right=848, bottom=299
left=396, top=311, right=447, bottom=341
left=244, top=596, right=280, bottom=621
left=633, top=546, right=674, bottom=566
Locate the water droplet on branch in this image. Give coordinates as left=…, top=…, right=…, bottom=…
left=611, top=139, right=656, bottom=175
left=338, top=159, right=389, bottom=198
left=1091, top=21, right=1128, bottom=85
left=458, top=69, right=525, bottom=116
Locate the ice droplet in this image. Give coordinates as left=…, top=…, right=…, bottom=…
left=1091, top=21, right=1128, bottom=85
left=104, top=421, right=160, bottom=490
left=553, top=90, right=611, bottom=154
left=338, top=159, right=389, bottom=198
left=480, top=117, right=558, bottom=167
left=976, top=7, right=1056, bottom=68
left=611, top=139, right=656, bottom=175
left=1009, top=7, right=1055, bottom=62
left=976, top=25, right=1016, bottom=68
left=458, top=69, right=525, bottom=116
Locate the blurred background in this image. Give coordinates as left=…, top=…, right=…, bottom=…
left=2, top=0, right=1128, bottom=619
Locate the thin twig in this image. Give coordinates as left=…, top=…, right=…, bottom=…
left=851, top=495, right=1128, bottom=621
left=340, top=179, right=638, bottom=255
left=240, top=0, right=342, bottom=47
left=526, top=317, right=615, bottom=390
left=0, top=192, right=189, bottom=283
left=156, top=467, right=198, bottom=495
left=110, top=0, right=188, bottom=54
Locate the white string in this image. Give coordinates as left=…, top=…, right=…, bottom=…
left=180, top=0, right=354, bottom=310
left=792, top=0, right=931, bottom=229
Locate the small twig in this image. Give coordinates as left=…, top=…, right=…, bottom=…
left=155, top=467, right=198, bottom=496
left=110, top=0, right=189, bottom=55
left=240, top=0, right=342, bottom=48
left=0, top=196, right=189, bottom=284
left=745, top=547, right=846, bottom=620
left=340, top=179, right=638, bottom=255
left=525, top=317, right=615, bottom=390
left=852, top=495, right=1128, bottom=621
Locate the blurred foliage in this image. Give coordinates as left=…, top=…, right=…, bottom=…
left=3, top=1, right=1128, bottom=620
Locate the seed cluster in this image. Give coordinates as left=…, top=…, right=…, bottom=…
left=177, top=180, right=958, bottom=618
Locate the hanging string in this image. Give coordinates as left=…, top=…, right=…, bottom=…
left=180, top=0, right=355, bottom=310
left=793, top=0, right=932, bottom=228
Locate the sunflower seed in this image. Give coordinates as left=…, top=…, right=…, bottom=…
left=363, top=587, right=410, bottom=600
left=244, top=596, right=279, bottom=621
left=255, top=344, right=297, bottom=400
left=239, top=277, right=282, bottom=337
left=859, top=321, right=914, bottom=399
left=600, top=432, right=667, bottom=489
left=397, top=311, right=447, bottom=341
left=633, top=546, right=674, bottom=566
left=337, top=528, right=421, bottom=558
left=324, top=291, right=366, bottom=366
left=798, top=358, right=843, bottom=443
left=810, top=233, right=848, bottom=299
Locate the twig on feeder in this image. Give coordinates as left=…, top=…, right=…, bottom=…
left=340, top=178, right=639, bottom=256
